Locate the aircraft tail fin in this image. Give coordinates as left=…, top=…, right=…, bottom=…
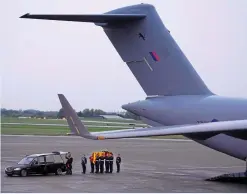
left=101, top=4, right=213, bottom=96
left=21, top=4, right=213, bottom=96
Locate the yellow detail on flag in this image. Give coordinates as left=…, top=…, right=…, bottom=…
left=91, top=150, right=109, bottom=163
left=92, top=151, right=103, bottom=163
left=92, top=152, right=96, bottom=163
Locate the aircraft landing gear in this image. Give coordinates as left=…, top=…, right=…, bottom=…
left=206, top=158, right=247, bottom=183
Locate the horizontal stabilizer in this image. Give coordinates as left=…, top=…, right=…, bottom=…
left=20, top=13, right=146, bottom=24
left=58, top=94, right=247, bottom=140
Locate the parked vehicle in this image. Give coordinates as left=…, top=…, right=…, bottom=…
left=5, top=151, right=68, bottom=177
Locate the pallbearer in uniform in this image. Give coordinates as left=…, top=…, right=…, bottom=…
left=95, top=153, right=100, bottom=173
left=105, top=152, right=110, bottom=173
left=109, top=152, right=114, bottom=173
left=89, top=155, right=94, bottom=173
left=99, top=152, right=105, bottom=173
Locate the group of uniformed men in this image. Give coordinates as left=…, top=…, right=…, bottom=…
left=81, top=151, right=121, bottom=174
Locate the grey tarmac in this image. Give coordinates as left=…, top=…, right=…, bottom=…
left=1, top=135, right=247, bottom=193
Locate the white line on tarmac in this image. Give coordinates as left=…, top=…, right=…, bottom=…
left=3, top=142, right=39, bottom=145
left=1, top=156, right=20, bottom=159
left=164, top=172, right=188, bottom=176
left=167, top=166, right=244, bottom=170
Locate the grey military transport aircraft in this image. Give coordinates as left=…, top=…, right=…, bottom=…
left=20, top=3, right=247, bottom=179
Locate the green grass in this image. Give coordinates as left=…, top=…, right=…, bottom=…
left=1, top=124, right=119, bottom=136
left=1, top=117, right=146, bottom=127
left=1, top=117, right=185, bottom=139
left=1, top=125, right=186, bottom=139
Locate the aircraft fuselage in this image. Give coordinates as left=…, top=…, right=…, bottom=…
left=122, top=95, right=247, bottom=160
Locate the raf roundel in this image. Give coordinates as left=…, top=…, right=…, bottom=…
left=149, top=51, right=160, bottom=61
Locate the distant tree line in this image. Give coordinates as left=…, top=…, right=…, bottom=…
left=1, top=108, right=140, bottom=120
left=57, top=108, right=106, bottom=119
left=1, top=108, right=57, bottom=119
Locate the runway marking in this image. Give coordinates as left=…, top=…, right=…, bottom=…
left=3, top=160, right=18, bottom=162
left=167, top=166, right=244, bottom=170
left=124, top=167, right=157, bottom=171
left=3, top=142, right=37, bottom=145
left=128, top=170, right=189, bottom=177
left=2, top=156, right=19, bottom=159
left=164, top=172, right=188, bottom=176
left=122, top=164, right=244, bottom=173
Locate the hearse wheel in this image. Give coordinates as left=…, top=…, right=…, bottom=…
left=20, top=169, right=27, bottom=177
left=55, top=168, right=62, bottom=175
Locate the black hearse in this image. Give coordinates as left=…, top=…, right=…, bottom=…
left=5, top=151, right=68, bottom=177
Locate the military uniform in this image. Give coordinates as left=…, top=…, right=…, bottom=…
left=99, top=155, right=104, bottom=173
left=81, top=155, right=87, bottom=174
left=105, top=153, right=110, bottom=173
left=89, top=156, right=94, bottom=173
left=116, top=155, right=121, bottom=173
left=109, top=153, right=114, bottom=173
left=95, top=156, right=100, bottom=173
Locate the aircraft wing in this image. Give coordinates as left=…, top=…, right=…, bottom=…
left=58, top=94, right=247, bottom=140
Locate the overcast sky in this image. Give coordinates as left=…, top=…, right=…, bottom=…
left=1, top=0, right=247, bottom=112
